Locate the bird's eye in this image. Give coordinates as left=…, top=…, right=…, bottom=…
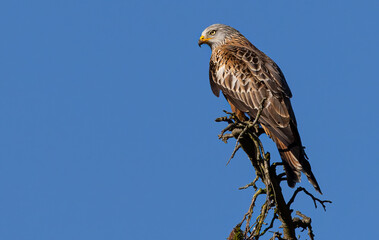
left=209, top=30, right=216, bottom=36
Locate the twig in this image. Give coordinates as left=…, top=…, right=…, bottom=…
left=226, top=144, right=241, bottom=165
left=260, top=213, right=278, bottom=237
left=240, top=188, right=266, bottom=237
left=218, top=123, right=237, bottom=141
left=276, top=173, right=286, bottom=182
left=239, top=176, right=259, bottom=191
left=287, top=187, right=332, bottom=211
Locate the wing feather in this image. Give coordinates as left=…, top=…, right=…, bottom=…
left=210, top=46, right=293, bottom=134
left=209, top=60, right=221, bottom=97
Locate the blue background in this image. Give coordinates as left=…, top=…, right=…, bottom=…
left=0, top=0, right=378, bottom=239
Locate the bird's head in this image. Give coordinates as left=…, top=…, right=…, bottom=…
left=198, top=24, right=240, bottom=49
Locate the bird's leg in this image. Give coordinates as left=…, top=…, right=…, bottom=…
left=226, top=99, right=249, bottom=122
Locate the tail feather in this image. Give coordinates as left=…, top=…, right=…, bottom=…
left=276, top=138, right=302, bottom=186
left=300, top=156, right=322, bottom=194
left=262, top=125, right=322, bottom=194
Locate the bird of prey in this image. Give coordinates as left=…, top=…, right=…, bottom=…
left=198, top=24, right=322, bottom=194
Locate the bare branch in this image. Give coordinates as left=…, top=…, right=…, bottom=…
left=215, top=98, right=330, bottom=240
left=287, top=187, right=332, bottom=211
left=239, top=176, right=259, bottom=191
left=226, top=144, right=241, bottom=166
left=260, top=213, right=278, bottom=237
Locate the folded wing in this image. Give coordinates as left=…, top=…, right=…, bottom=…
left=209, top=44, right=322, bottom=194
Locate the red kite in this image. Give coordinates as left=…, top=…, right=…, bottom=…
left=199, top=24, right=322, bottom=194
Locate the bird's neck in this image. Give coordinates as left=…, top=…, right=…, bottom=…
left=211, top=35, right=252, bottom=51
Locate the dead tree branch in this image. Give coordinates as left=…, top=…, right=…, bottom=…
left=215, top=103, right=331, bottom=240
left=287, top=187, right=332, bottom=211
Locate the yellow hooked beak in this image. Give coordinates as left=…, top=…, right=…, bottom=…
left=198, top=35, right=212, bottom=47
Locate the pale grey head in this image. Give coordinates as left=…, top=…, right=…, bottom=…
left=198, top=24, right=242, bottom=50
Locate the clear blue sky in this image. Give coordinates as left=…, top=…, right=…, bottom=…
left=0, top=0, right=378, bottom=239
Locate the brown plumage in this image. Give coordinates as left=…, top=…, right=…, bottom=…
left=199, top=24, right=322, bottom=194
